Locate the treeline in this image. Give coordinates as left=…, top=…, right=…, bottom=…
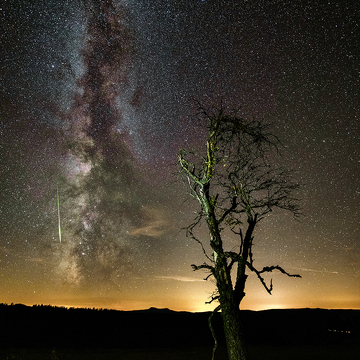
left=1, top=303, right=359, bottom=349
left=0, top=303, right=215, bottom=348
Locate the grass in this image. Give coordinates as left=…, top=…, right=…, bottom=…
left=1, top=344, right=359, bottom=360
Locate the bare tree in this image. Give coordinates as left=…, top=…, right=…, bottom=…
left=177, top=104, right=301, bottom=360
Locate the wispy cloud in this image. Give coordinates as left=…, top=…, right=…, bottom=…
left=154, top=275, right=205, bottom=282
left=130, top=206, right=168, bottom=237
left=292, top=267, right=339, bottom=274
left=25, top=257, right=46, bottom=263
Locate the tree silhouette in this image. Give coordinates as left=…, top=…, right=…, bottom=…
left=177, top=104, right=302, bottom=360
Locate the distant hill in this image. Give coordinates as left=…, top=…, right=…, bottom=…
left=1, top=303, right=359, bottom=349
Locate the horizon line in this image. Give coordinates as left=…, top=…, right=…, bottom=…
left=2, top=302, right=359, bottom=313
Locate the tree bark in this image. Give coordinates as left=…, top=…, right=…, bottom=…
left=217, top=266, right=248, bottom=360
left=234, top=217, right=257, bottom=305
left=214, top=254, right=248, bottom=360
left=221, top=305, right=248, bottom=360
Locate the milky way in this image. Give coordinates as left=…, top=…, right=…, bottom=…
left=1, top=0, right=359, bottom=311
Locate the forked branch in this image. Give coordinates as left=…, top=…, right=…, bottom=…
left=246, top=262, right=301, bottom=294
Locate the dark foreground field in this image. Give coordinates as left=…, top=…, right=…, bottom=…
left=1, top=344, right=360, bottom=360
left=1, top=304, right=359, bottom=359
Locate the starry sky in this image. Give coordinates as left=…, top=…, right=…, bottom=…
left=1, top=0, right=359, bottom=312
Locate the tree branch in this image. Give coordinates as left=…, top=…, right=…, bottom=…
left=218, top=196, right=238, bottom=224
left=191, top=263, right=214, bottom=273
left=209, top=305, right=221, bottom=360
left=184, top=215, right=213, bottom=263
left=258, top=265, right=302, bottom=277
left=246, top=262, right=301, bottom=294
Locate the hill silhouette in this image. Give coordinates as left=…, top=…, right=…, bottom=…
left=1, top=304, right=359, bottom=349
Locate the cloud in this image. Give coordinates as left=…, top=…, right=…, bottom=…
left=154, top=275, right=205, bottom=282
left=130, top=206, right=168, bottom=237
left=25, top=257, right=47, bottom=263
left=292, top=267, right=339, bottom=274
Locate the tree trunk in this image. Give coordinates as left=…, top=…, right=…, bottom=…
left=220, top=295, right=248, bottom=360
left=202, top=180, right=248, bottom=360
left=215, top=256, right=248, bottom=360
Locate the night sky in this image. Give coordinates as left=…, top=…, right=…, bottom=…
left=1, top=0, right=359, bottom=312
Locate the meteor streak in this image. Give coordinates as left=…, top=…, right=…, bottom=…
left=57, top=185, right=61, bottom=243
